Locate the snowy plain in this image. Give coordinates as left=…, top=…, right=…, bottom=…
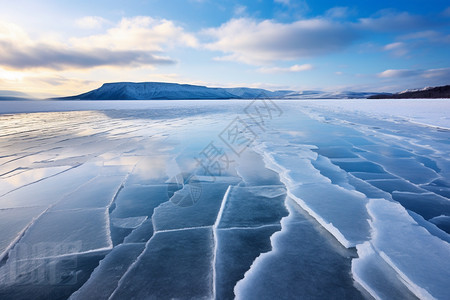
left=0, top=99, right=449, bottom=299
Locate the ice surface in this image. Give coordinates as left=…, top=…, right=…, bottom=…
left=289, top=183, right=371, bottom=247
left=367, top=179, right=427, bottom=194
left=111, top=216, right=147, bottom=229
left=11, top=209, right=112, bottom=260
left=352, top=242, right=418, bottom=300
left=69, top=243, right=145, bottom=300
left=110, top=228, right=214, bottom=299
left=215, top=226, right=281, bottom=299
left=392, top=191, right=450, bottom=220
left=0, top=166, right=72, bottom=196
left=357, top=152, right=439, bottom=184
left=0, top=206, right=47, bottom=261
left=0, top=162, right=101, bottom=209
left=364, top=198, right=450, bottom=299
left=51, top=175, right=125, bottom=211
left=110, top=184, right=169, bottom=219
left=0, top=100, right=449, bottom=299
left=429, top=215, right=450, bottom=234
left=217, top=186, right=287, bottom=228
left=234, top=198, right=364, bottom=299
left=152, top=182, right=233, bottom=231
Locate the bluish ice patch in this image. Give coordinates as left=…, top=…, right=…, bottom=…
left=110, top=184, right=169, bottom=219
left=415, top=156, right=441, bottom=173
left=110, top=228, right=214, bottom=300
left=262, top=151, right=329, bottom=186
left=217, top=186, right=287, bottom=228
left=215, top=226, right=281, bottom=300
left=152, top=182, right=231, bottom=231
left=350, top=172, right=398, bottom=181
left=331, top=160, right=385, bottom=173
left=352, top=242, right=419, bottom=300
left=364, top=199, right=450, bottom=300
left=123, top=155, right=171, bottom=185
left=11, top=209, right=111, bottom=260
left=429, top=215, right=450, bottom=234
left=347, top=176, right=393, bottom=199
left=343, top=136, right=376, bottom=146
left=0, top=206, right=47, bottom=261
left=69, top=243, right=145, bottom=300
left=51, top=175, right=125, bottom=211
left=407, top=211, right=450, bottom=243
left=0, top=166, right=73, bottom=196
left=235, top=150, right=282, bottom=186
left=111, top=216, right=147, bottom=229
left=311, top=155, right=355, bottom=190
left=421, top=178, right=450, bottom=198
left=0, top=162, right=100, bottom=209
left=392, top=191, right=450, bottom=220
left=355, top=144, right=414, bottom=158
left=0, top=250, right=107, bottom=300
left=357, top=152, right=439, bottom=184
left=314, top=146, right=360, bottom=158
left=123, top=219, right=155, bottom=243
left=289, top=182, right=371, bottom=247
left=367, top=179, right=427, bottom=194
left=234, top=199, right=364, bottom=300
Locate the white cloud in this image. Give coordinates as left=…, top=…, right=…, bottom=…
left=400, top=30, right=450, bottom=44
left=258, top=64, right=313, bottom=73
left=234, top=5, right=247, bottom=16
left=378, top=69, right=419, bottom=78
left=359, top=11, right=426, bottom=32
left=0, top=18, right=197, bottom=70
left=274, top=0, right=290, bottom=5
left=384, top=42, right=404, bottom=50
left=71, top=17, right=198, bottom=51
left=383, top=42, right=408, bottom=56
left=378, top=68, right=450, bottom=79
left=75, top=16, right=108, bottom=29
left=325, top=7, right=350, bottom=19
left=204, top=18, right=359, bottom=65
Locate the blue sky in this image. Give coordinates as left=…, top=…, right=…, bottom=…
left=0, top=0, right=449, bottom=97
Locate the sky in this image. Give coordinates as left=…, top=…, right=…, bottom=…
left=0, top=0, right=449, bottom=98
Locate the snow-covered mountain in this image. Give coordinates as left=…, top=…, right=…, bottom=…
left=56, top=82, right=288, bottom=100
left=369, top=84, right=450, bottom=99
left=55, top=82, right=297, bottom=100
left=223, top=87, right=293, bottom=99
left=54, top=82, right=383, bottom=100
left=284, top=90, right=379, bottom=99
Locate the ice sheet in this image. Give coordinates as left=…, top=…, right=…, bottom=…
left=0, top=100, right=449, bottom=299
left=0, top=206, right=47, bottom=261
left=69, top=243, right=145, bottom=300
left=364, top=198, right=450, bottom=299
left=10, top=209, right=112, bottom=260
left=235, top=198, right=364, bottom=299
left=110, top=228, right=214, bottom=299
left=152, top=182, right=232, bottom=231
left=217, top=186, right=287, bottom=228
left=51, top=175, right=125, bottom=211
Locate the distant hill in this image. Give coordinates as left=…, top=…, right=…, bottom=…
left=54, top=82, right=294, bottom=100
left=368, top=85, right=450, bottom=99
left=285, top=90, right=378, bottom=99
left=55, top=82, right=379, bottom=100
left=0, top=90, right=33, bottom=101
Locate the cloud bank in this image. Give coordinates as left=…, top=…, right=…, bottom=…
left=0, top=17, right=197, bottom=70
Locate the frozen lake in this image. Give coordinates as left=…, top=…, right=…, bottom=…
left=0, top=99, right=449, bottom=299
